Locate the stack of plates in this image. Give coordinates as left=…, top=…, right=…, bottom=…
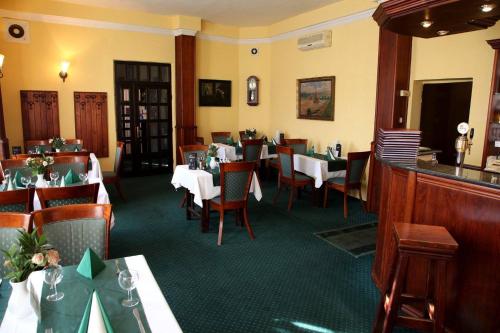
left=376, top=129, right=421, bottom=163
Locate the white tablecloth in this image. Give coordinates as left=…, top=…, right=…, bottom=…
left=293, top=154, right=346, bottom=188
left=88, top=153, right=103, bottom=180
left=171, top=165, right=262, bottom=207
left=0, top=255, right=183, bottom=333
left=214, top=143, right=277, bottom=161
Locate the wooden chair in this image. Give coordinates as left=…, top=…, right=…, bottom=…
left=239, top=131, right=251, bottom=141
left=211, top=132, right=231, bottom=144
left=0, top=212, right=32, bottom=277
left=103, top=141, right=125, bottom=201
left=0, top=159, right=29, bottom=182
left=323, top=151, right=370, bottom=218
left=25, top=140, right=51, bottom=154
left=13, top=151, right=91, bottom=160
left=32, top=204, right=112, bottom=265
left=195, top=136, right=205, bottom=145
left=273, top=146, right=314, bottom=212
left=0, top=188, right=35, bottom=213
left=210, top=162, right=256, bottom=246
left=283, top=139, right=308, bottom=155
left=178, top=144, right=209, bottom=207
left=36, top=183, right=100, bottom=209
left=49, top=155, right=90, bottom=177
left=61, top=139, right=84, bottom=152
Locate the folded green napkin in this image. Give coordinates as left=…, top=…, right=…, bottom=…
left=77, top=248, right=106, bottom=279
left=78, top=290, right=114, bottom=333
left=14, top=171, right=23, bottom=188
left=65, top=169, right=79, bottom=185
left=226, top=137, right=234, bottom=145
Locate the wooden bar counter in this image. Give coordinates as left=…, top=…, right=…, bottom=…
left=372, top=159, right=500, bottom=333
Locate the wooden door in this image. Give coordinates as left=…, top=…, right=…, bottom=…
left=20, top=91, right=60, bottom=141
left=74, top=92, right=109, bottom=158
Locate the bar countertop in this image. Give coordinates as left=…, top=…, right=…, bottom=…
left=379, top=158, right=500, bottom=190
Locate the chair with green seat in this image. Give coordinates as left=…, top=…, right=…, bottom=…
left=283, top=138, right=308, bottom=155
left=61, top=139, right=83, bottom=152
left=210, top=161, right=256, bottom=246
left=0, top=213, right=31, bottom=278
left=273, top=145, right=314, bottom=212
left=178, top=144, right=209, bottom=207
left=25, top=140, right=52, bottom=154
left=32, top=204, right=112, bottom=266
left=211, top=132, right=231, bottom=144
left=323, top=151, right=370, bottom=218
left=0, top=159, right=31, bottom=183
left=103, top=141, right=125, bottom=201
left=36, top=183, right=100, bottom=209
left=0, top=188, right=35, bottom=213
left=242, top=139, right=263, bottom=170
left=48, top=155, right=89, bottom=177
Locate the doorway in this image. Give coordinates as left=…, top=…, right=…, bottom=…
left=417, top=81, right=473, bottom=165
left=114, top=61, right=173, bottom=176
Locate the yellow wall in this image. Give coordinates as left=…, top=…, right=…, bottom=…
left=408, top=25, right=500, bottom=166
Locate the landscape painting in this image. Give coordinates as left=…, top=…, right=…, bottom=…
left=297, top=76, right=335, bottom=121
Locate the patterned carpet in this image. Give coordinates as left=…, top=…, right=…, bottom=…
left=106, top=174, right=407, bottom=333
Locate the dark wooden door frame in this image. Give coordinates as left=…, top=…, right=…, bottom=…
left=0, top=81, right=9, bottom=159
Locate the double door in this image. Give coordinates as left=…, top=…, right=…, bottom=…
left=115, top=61, right=172, bottom=175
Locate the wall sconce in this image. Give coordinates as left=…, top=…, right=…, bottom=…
left=0, top=54, right=4, bottom=78
left=59, top=60, right=70, bottom=82
left=247, top=76, right=259, bottom=106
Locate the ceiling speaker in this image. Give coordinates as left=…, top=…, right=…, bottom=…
left=3, top=18, right=30, bottom=43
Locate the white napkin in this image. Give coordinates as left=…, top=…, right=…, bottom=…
left=88, top=291, right=107, bottom=333
left=60, top=176, right=66, bottom=187
left=328, top=149, right=335, bottom=160
left=275, top=130, right=281, bottom=144
left=6, top=177, right=14, bottom=191
left=238, top=140, right=242, bottom=147
left=272, top=138, right=277, bottom=145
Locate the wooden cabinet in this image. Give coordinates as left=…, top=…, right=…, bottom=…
left=20, top=91, right=60, bottom=141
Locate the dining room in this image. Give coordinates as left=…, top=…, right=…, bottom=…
left=0, top=0, right=499, bottom=332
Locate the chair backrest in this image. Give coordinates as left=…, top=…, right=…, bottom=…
left=0, top=159, right=30, bottom=182
left=49, top=155, right=90, bottom=176
left=195, top=136, right=205, bottom=145
left=277, top=145, right=299, bottom=181
left=220, top=162, right=254, bottom=204
left=283, top=139, right=308, bottom=155
left=0, top=213, right=31, bottom=278
left=345, top=151, right=371, bottom=185
left=242, top=139, right=263, bottom=162
left=0, top=188, right=34, bottom=213
left=36, top=183, right=100, bottom=209
left=25, top=140, right=51, bottom=154
left=179, top=145, right=209, bottom=164
left=61, top=139, right=84, bottom=152
left=13, top=151, right=91, bottom=160
left=114, top=141, right=125, bottom=174
left=211, top=132, right=231, bottom=144
left=32, top=204, right=112, bottom=265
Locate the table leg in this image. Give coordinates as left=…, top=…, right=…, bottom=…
left=186, top=191, right=193, bottom=220
left=201, top=199, right=210, bottom=233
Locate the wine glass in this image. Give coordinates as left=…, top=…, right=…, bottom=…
left=78, top=173, right=88, bottom=184
left=118, top=269, right=139, bottom=307
left=21, top=176, right=30, bottom=188
left=3, top=169, right=11, bottom=180
left=44, top=265, right=64, bottom=302
left=49, top=171, right=59, bottom=187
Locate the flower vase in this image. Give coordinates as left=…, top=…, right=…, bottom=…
left=35, top=174, right=47, bottom=188
left=209, top=157, right=217, bottom=170
left=7, top=279, right=33, bottom=319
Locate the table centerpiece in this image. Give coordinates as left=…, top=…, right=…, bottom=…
left=26, top=155, right=54, bottom=188
left=49, top=136, right=65, bottom=152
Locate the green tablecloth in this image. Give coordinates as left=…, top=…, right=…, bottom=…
left=303, top=153, right=347, bottom=172
left=37, top=258, right=151, bottom=333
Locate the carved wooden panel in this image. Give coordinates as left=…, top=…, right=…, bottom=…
left=74, top=92, right=109, bottom=158
left=20, top=91, right=60, bottom=141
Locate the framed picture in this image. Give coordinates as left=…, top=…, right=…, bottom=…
left=199, top=79, right=231, bottom=107
left=297, top=76, right=335, bottom=121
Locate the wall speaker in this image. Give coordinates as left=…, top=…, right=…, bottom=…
left=3, top=18, right=30, bottom=43
left=250, top=48, right=258, bottom=55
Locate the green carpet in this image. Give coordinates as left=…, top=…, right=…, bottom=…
left=105, top=174, right=401, bottom=333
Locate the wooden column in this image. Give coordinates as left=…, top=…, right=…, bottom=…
left=175, top=34, right=197, bottom=164
left=0, top=81, right=9, bottom=159
left=367, top=28, right=412, bottom=213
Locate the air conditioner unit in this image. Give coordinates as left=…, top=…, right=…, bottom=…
left=297, top=30, right=331, bottom=51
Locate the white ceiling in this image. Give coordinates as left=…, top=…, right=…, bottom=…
left=55, top=0, right=342, bottom=26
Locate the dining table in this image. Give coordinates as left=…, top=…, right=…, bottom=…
left=293, top=154, right=347, bottom=188
left=171, top=164, right=262, bottom=232
left=0, top=255, right=183, bottom=333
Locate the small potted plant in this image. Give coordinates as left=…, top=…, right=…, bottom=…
left=49, top=136, right=65, bottom=152
left=206, top=144, right=219, bottom=169
left=26, top=155, right=54, bottom=188
left=2, top=229, right=60, bottom=318
left=245, top=128, right=257, bottom=139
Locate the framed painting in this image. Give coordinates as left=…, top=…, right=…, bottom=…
left=199, top=79, right=232, bottom=107
left=297, top=76, right=335, bottom=121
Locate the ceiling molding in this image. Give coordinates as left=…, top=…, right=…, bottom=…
left=0, top=7, right=375, bottom=45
